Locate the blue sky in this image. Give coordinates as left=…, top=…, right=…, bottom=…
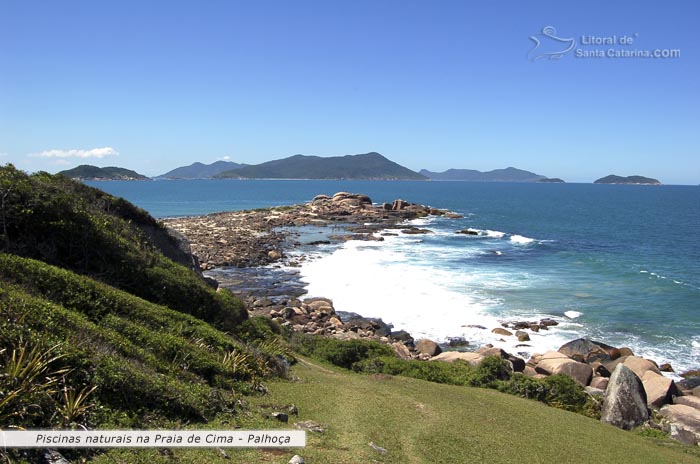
left=1, top=1, right=698, bottom=183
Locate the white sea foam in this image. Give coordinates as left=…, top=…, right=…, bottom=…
left=485, top=229, right=506, bottom=238
left=297, top=236, right=584, bottom=360
left=510, top=234, right=535, bottom=245
left=564, top=310, right=583, bottom=319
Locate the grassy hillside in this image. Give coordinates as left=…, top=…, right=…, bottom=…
left=90, top=358, right=700, bottom=463
left=0, top=165, right=245, bottom=329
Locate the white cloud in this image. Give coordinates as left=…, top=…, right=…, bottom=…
left=217, top=155, right=232, bottom=161
left=31, top=147, right=119, bottom=159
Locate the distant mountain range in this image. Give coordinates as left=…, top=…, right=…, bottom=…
left=419, top=167, right=562, bottom=183
left=157, top=160, right=246, bottom=179
left=215, top=152, right=427, bottom=180
left=594, top=175, right=661, bottom=185
left=58, top=165, right=149, bottom=180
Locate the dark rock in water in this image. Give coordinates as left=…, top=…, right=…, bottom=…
left=515, top=331, right=530, bottom=342
left=401, top=227, right=432, bottom=234
left=390, top=330, right=414, bottom=343
left=677, top=376, right=700, bottom=391
left=457, top=229, right=479, bottom=235
left=659, top=363, right=674, bottom=372
left=415, top=339, right=442, bottom=357
left=601, top=365, right=649, bottom=430
left=491, top=328, right=512, bottom=337
left=447, top=337, right=469, bottom=347
left=539, top=318, right=559, bottom=327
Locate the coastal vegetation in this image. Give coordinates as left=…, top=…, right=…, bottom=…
left=1, top=164, right=697, bottom=463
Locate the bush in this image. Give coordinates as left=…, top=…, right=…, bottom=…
left=466, top=356, right=512, bottom=388
left=354, top=356, right=476, bottom=384
left=290, top=334, right=394, bottom=369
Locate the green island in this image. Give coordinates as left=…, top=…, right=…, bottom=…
left=1, top=164, right=698, bottom=463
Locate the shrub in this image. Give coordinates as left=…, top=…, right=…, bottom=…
left=354, top=356, right=476, bottom=384
left=466, top=356, right=512, bottom=388
left=290, top=334, right=394, bottom=369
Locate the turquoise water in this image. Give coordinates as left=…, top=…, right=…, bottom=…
left=88, top=180, right=700, bottom=371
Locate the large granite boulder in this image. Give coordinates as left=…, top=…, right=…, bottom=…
left=622, top=356, right=661, bottom=378
left=642, top=371, right=680, bottom=409
left=535, top=351, right=593, bottom=386
left=558, top=338, right=611, bottom=363
left=431, top=351, right=484, bottom=366
left=674, top=396, right=700, bottom=411
left=601, top=365, right=649, bottom=430
left=659, top=404, right=700, bottom=445
left=475, top=347, right=525, bottom=372
left=415, top=339, right=442, bottom=357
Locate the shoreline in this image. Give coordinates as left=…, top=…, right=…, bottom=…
left=163, top=192, right=700, bottom=396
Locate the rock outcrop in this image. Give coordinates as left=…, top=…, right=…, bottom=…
left=601, top=365, right=649, bottom=430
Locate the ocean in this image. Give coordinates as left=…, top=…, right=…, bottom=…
left=88, top=179, right=700, bottom=373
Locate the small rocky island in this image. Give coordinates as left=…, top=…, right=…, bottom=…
left=594, top=175, right=661, bottom=185
left=58, top=164, right=150, bottom=180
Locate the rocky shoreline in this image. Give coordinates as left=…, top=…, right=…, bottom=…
left=164, top=192, right=700, bottom=445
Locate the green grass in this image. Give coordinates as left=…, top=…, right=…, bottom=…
left=86, top=356, right=700, bottom=464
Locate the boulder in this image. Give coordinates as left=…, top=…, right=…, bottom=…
left=475, top=347, right=525, bottom=372
left=515, top=331, right=530, bottom=342
left=659, top=404, right=700, bottom=445
left=642, top=371, right=680, bottom=408
left=447, top=337, right=469, bottom=347
left=539, top=318, right=558, bottom=327
left=602, top=355, right=629, bottom=376
left=431, top=351, right=484, bottom=366
left=535, top=352, right=593, bottom=386
left=457, top=229, right=479, bottom=235
left=392, top=199, right=409, bottom=211
left=491, top=328, right=513, bottom=337
left=600, top=365, right=649, bottom=430
left=415, top=339, right=442, bottom=357
left=674, top=396, right=700, bottom=411
left=558, top=338, right=610, bottom=363
left=289, top=455, right=305, bottom=464
left=618, top=347, right=635, bottom=357
left=585, top=386, right=606, bottom=398
left=659, top=363, right=674, bottom=372
left=392, top=342, right=412, bottom=360
left=590, top=376, right=609, bottom=391
left=623, top=356, right=661, bottom=379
